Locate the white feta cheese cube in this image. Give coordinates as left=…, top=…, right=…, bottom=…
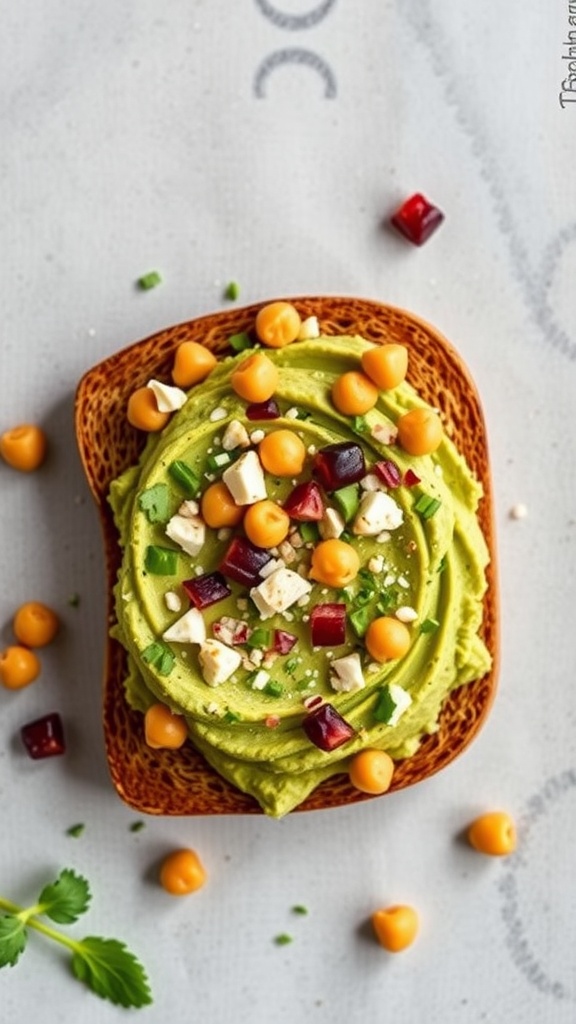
left=165, top=512, right=206, bottom=557
left=222, top=419, right=250, bottom=451
left=318, top=507, right=345, bottom=540
left=329, top=652, right=365, bottom=693
left=249, top=567, right=312, bottom=620
left=198, top=639, right=242, bottom=686
left=222, top=450, right=267, bottom=505
left=147, top=379, right=188, bottom=413
left=162, top=607, right=207, bottom=644
left=352, top=491, right=403, bottom=536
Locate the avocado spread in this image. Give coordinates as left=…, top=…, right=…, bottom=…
left=109, top=333, right=491, bottom=817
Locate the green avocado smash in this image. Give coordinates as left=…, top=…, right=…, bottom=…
left=109, top=335, right=491, bottom=817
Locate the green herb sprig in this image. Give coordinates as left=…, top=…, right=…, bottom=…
left=0, top=868, right=152, bottom=1009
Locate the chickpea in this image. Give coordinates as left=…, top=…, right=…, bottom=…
left=243, top=500, right=290, bottom=548
left=397, top=406, right=443, bottom=455
left=349, top=748, right=394, bottom=795
left=467, top=811, right=516, bottom=856
left=200, top=481, right=244, bottom=528
left=13, top=601, right=59, bottom=648
left=309, top=539, right=360, bottom=588
left=144, top=703, right=188, bottom=749
left=258, top=429, right=306, bottom=477
left=127, top=387, right=170, bottom=432
left=365, top=617, right=411, bottom=662
left=159, top=848, right=207, bottom=895
left=255, top=301, right=301, bottom=349
left=231, top=352, right=279, bottom=403
left=331, top=371, right=378, bottom=416
left=361, top=343, right=408, bottom=390
left=0, top=424, right=47, bottom=472
left=0, top=646, right=41, bottom=690
left=372, top=905, right=419, bottom=952
left=171, top=341, right=217, bottom=388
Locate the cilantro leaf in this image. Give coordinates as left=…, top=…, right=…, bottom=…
left=138, top=484, right=170, bottom=523
left=38, top=869, right=91, bottom=925
left=71, top=936, right=153, bottom=1008
left=0, top=915, right=27, bottom=967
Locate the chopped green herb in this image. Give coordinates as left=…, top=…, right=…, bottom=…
left=264, top=680, right=284, bottom=698
left=228, top=331, right=253, bottom=352
left=141, top=642, right=175, bottom=676
left=137, top=270, right=162, bottom=290
left=414, top=493, right=442, bottom=519
left=274, top=933, right=293, bottom=946
left=144, top=545, right=178, bottom=575
left=129, top=821, right=146, bottom=833
left=373, top=685, right=398, bottom=724
left=205, top=450, right=234, bottom=472
left=355, top=586, right=375, bottom=608
left=223, top=281, right=240, bottom=300
left=437, top=555, right=447, bottom=574
left=351, top=415, right=369, bottom=434
left=299, top=522, right=320, bottom=544
left=0, top=869, right=152, bottom=1007
left=292, top=905, right=309, bottom=916
left=420, top=617, right=440, bottom=634
left=377, top=590, right=397, bottom=614
left=349, top=605, right=372, bottom=638
left=66, top=823, right=85, bottom=839
left=332, top=484, right=360, bottom=523
left=246, top=627, right=271, bottom=649
left=284, top=657, right=300, bottom=675
left=222, top=710, right=242, bottom=724
left=168, top=460, right=200, bottom=497
left=138, top=484, right=170, bottom=523
left=295, top=409, right=311, bottom=420
left=67, top=593, right=81, bottom=608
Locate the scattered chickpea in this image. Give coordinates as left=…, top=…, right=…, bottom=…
left=243, top=500, right=290, bottom=548
left=361, top=343, right=409, bottom=390
left=309, top=538, right=360, bottom=588
left=331, top=371, right=379, bottom=416
left=171, top=341, right=217, bottom=388
left=127, top=387, right=170, bottom=432
left=201, top=481, right=244, bottom=529
left=396, top=406, right=443, bottom=456
left=13, top=601, right=59, bottom=648
left=372, top=905, right=419, bottom=952
left=258, top=429, right=306, bottom=477
left=467, top=811, right=517, bottom=856
left=0, top=424, right=47, bottom=471
left=0, top=646, right=41, bottom=690
left=348, top=748, right=394, bottom=795
left=365, top=616, right=411, bottom=662
left=255, top=301, right=301, bottom=349
left=231, top=351, right=279, bottom=403
left=159, top=848, right=207, bottom=895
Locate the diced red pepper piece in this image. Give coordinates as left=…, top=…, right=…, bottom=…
left=273, top=629, right=298, bottom=654
left=245, top=399, right=281, bottom=421
left=302, top=702, right=356, bottom=751
left=310, top=603, right=346, bottom=647
left=403, top=468, right=421, bottom=487
left=374, top=459, right=402, bottom=488
left=312, top=442, right=366, bottom=492
left=183, top=571, right=231, bottom=609
left=283, top=481, right=325, bottom=521
left=390, top=193, right=444, bottom=246
left=219, top=536, right=272, bottom=587
left=21, top=712, right=66, bottom=759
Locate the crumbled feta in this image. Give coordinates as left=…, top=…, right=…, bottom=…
left=249, top=429, right=266, bottom=444
left=147, top=379, right=187, bottom=413
left=164, top=591, right=182, bottom=613
left=319, top=507, right=345, bottom=540
left=165, top=512, right=205, bottom=557
left=198, top=639, right=242, bottom=686
left=360, top=473, right=383, bottom=492
left=284, top=407, right=299, bottom=420
left=162, top=607, right=206, bottom=644
left=222, top=450, right=267, bottom=505
left=370, top=422, right=398, bottom=445
left=222, top=419, right=250, bottom=451
left=329, top=652, right=365, bottom=693
left=259, top=557, right=286, bottom=579
left=368, top=554, right=384, bottom=574
left=395, top=606, right=418, bottom=623
left=250, top=567, right=312, bottom=619
left=298, top=315, right=320, bottom=340
left=209, top=406, right=228, bottom=422
left=178, top=499, right=200, bottom=518
left=278, top=540, right=297, bottom=564
left=352, top=491, right=404, bottom=536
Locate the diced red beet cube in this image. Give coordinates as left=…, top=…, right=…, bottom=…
left=302, top=702, right=356, bottom=751
left=283, top=481, right=325, bottom=521
left=219, top=536, right=272, bottom=587
left=374, top=459, right=402, bottom=488
left=310, top=603, right=347, bottom=647
left=245, top=398, right=281, bottom=421
left=273, top=629, right=298, bottom=654
left=403, top=468, right=421, bottom=487
left=183, top=571, right=231, bottom=609
left=312, top=442, right=366, bottom=492
left=390, top=193, right=444, bottom=246
left=21, top=712, right=65, bottom=759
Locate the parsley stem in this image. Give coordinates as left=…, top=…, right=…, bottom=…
left=0, top=896, right=80, bottom=954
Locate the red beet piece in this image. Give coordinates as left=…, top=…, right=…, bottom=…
left=390, top=193, right=444, bottom=246
left=312, top=442, right=366, bottom=492
left=21, top=712, right=65, bottom=759
left=283, top=480, right=325, bottom=521
left=310, top=603, right=347, bottom=646
left=403, top=468, right=421, bottom=487
left=219, top=536, right=272, bottom=587
left=302, top=702, right=356, bottom=751
left=245, top=398, right=281, bottom=421
left=183, top=571, right=231, bottom=609
left=273, top=629, right=298, bottom=654
left=374, top=459, right=402, bottom=488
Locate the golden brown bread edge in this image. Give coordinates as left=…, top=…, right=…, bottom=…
left=75, top=297, right=499, bottom=816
